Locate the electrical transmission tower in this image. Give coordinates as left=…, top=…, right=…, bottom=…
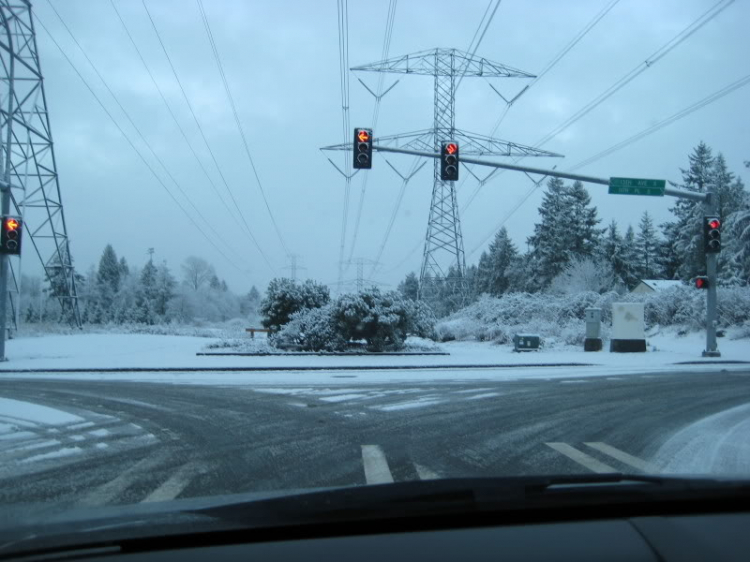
left=0, top=0, right=81, bottom=342
left=323, top=48, right=561, bottom=301
left=282, top=254, right=306, bottom=281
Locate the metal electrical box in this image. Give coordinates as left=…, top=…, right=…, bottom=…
left=513, top=333, right=540, bottom=352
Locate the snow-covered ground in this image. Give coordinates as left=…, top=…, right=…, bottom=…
left=0, top=328, right=747, bottom=386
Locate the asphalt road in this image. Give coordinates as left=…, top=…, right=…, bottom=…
left=1, top=368, right=749, bottom=523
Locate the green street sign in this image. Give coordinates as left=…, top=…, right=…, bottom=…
left=608, top=177, right=666, bottom=196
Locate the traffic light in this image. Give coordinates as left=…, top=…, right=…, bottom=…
left=440, top=141, right=459, bottom=181
left=704, top=216, right=721, bottom=254
left=695, top=276, right=709, bottom=290
left=0, top=216, right=22, bottom=255
left=353, top=128, right=372, bottom=169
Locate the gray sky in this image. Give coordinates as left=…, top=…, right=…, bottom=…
left=29, top=0, right=750, bottom=293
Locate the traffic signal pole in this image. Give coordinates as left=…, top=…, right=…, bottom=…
left=0, top=178, right=9, bottom=361
left=372, top=143, right=719, bottom=357
left=703, top=193, right=720, bottom=357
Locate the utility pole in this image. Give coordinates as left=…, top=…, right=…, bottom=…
left=0, top=1, right=81, bottom=360
left=147, top=248, right=155, bottom=263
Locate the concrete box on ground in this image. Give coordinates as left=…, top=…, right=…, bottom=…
left=610, top=302, right=646, bottom=353
left=513, top=334, right=541, bottom=352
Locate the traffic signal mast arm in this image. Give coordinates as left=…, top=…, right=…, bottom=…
left=371, top=144, right=707, bottom=203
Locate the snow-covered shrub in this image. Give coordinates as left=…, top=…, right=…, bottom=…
left=549, top=257, right=615, bottom=295
left=274, top=304, right=346, bottom=352
left=260, top=278, right=330, bottom=333
left=330, top=288, right=410, bottom=351
left=403, top=299, right=437, bottom=339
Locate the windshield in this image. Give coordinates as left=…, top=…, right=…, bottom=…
left=1, top=0, right=749, bottom=546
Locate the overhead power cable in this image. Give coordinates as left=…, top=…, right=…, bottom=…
left=141, top=0, right=276, bottom=270
left=33, top=10, right=250, bottom=274
left=107, top=0, right=254, bottom=266
left=195, top=0, right=291, bottom=257
left=460, top=0, right=735, bottom=230
left=467, top=71, right=750, bottom=258
left=345, top=0, right=398, bottom=265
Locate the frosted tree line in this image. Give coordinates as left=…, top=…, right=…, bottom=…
left=399, top=142, right=750, bottom=315
left=20, top=246, right=262, bottom=326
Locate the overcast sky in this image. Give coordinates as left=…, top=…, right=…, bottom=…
left=26, top=0, right=750, bottom=293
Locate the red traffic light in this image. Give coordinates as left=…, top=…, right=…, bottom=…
left=357, top=129, right=370, bottom=143
left=4, top=218, right=18, bottom=231
left=445, top=143, right=457, bottom=155
left=695, top=276, right=708, bottom=289
left=707, top=218, right=721, bottom=229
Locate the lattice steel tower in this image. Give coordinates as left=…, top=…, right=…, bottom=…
left=0, top=0, right=81, bottom=331
left=325, top=48, right=561, bottom=298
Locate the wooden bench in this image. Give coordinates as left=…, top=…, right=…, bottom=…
left=246, top=328, right=271, bottom=338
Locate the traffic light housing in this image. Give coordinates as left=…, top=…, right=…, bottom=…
left=0, top=216, right=22, bottom=255
left=440, top=141, right=459, bottom=181
left=353, top=128, right=372, bottom=169
left=704, top=216, right=721, bottom=254
left=694, top=276, right=709, bottom=290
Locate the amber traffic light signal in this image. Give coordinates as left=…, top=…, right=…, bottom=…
left=353, top=128, right=373, bottom=169
left=0, top=216, right=22, bottom=255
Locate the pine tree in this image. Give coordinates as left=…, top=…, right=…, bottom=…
left=119, top=257, right=130, bottom=278
left=600, top=220, right=628, bottom=290
left=154, top=262, right=176, bottom=316
left=485, top=227, right=517, bottom=296
left=567, top=181, right=602, bottom=257
left=620, top=225, right=640, bottom=288
left=636, top=211, right=660, bottom=279
left=134, top=260, right=158, bottom=324
left=527, top=177, right=572, bottom=289
left=670, top=142, right=715, bottom=281
left=397, top=272, right=419, bottom=301
left=97, top=245, right=121, bottom=294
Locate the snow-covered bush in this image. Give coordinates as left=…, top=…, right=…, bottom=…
left=260, top=278, right=330, bottom=333
left=435, top=285, right=750, bottom=346
left=274, top=304, right=347, bottom=352
left=330, top=288, right=410, bottom=351
left=273, top=287, right=436, bottom=352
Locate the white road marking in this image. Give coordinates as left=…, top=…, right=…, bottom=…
left=80, top=451, right=169, bottom=506
left=584, top=442, right=659, bottom=473
left=414, top=463, right=440, bottom=480
left=545, top=442, right=617, bottom=473
left=142, top=461, right=204, bottom=503
left=361, top=445, right=394, bottom=484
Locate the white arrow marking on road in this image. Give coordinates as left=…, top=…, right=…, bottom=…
left=142, top=461, right=204, bottom=503
left=361, top=445, right=394, bottom=484
left=584, top=442, right=659, bottom=473
left=545, top=443, right=617, bottom=474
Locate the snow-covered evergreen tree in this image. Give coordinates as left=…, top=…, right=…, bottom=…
left=670, top=142, right=714, bottom=281
left=397, top=272, right=419, bottom=301
left=567, top=181, right=603, bottom=257
left=636, top=211, right=660, bottom=279
left=527, top=177, right=572, bottom=290
left=484, top=227, right=518, bottom=296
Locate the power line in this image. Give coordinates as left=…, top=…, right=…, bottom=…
left=468, top=71, right=750, bottom=258
left=195, top=0, right=291, bottom=257
left=459, top=0, right=735, bottom=248
left=455, top=0, right=502, bottom=94
left=106, top=0, right=254, bottom=267
left=345, top=0, right=398, bottom=265
left=569, top=73, right=750, bottom=171
left=33, top=10, right=249, bottom=275
left=139, top=0, right=275, bottom=271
